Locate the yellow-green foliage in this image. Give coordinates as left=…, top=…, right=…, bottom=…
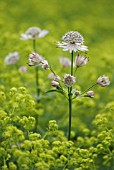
left=0, top=0, right=114, bottom=169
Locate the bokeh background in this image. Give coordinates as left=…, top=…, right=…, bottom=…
left=0, top=0, right=114, bottom=133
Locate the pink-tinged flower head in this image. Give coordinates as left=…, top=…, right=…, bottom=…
left=59, top=57, right=71, bottom=67
left=86, top=91, right=94, bottom=98
left=57, top=31, right=88, bottom=53
left=51, top=80, right=59, bottom=87
left=21, top=27, right=48, bottom=40
left=28, top=52, right=43, bottom=66
left=41, top=60, right=49, bottom=70
left=19, top=66, right=27, bottom=73
left=75, top=55, right=89, bottom=67
left=97, top=75, right=110, bottom=87
left=63, top=74, right=76, bottom=87
left=54, top=75, right=61, bottom=81
left=4, top=51, right=20, bottom=65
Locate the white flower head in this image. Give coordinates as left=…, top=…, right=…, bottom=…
left=97, top=75, right=110, bottom=87
left=4, top=51, right=20, bottom=65
left=59, top=57, right=71, bottom=67
left=28, top=52, right=43, bottom=66
left=75, top=55, right=89, bottom=67
left=63, top=74, right=76, bottom=87
left=86, top=91, right=94, bottom=98
left=51, top=80, right=59, bottom=87
left=41, top=60, right=49, bottom=70
left=21, top=27, right=48, bottom=40
left=57, top=31, right=88, bottom=53
left=19, top=66, right=27, bottom=73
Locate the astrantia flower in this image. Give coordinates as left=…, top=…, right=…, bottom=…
left=51, top=80, right=59, bottom=87
left=75, top=55, right=89, bottom=67
left=4, top=51, right=20, bottom=65
left=97, top=75, right=110, bottom=87
left=63, top=74, right=76, bottom=87
left=59, top=57, right=71, bottom=67
left=86, top=91, right=94, bottom=98
left=41, top=60, right=49, bottom=70
left=28, top=52, right=43, bottom=66
left=57, top=31, right=88, bottom=53
left=21, top=27, right=48, bottom=40
left=19, top=66, right=27, bottom=73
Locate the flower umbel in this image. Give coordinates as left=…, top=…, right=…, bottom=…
left=21, top=27, right=48, bottom=40
left=57, top=31, right=88, bottom=53
left=75, top=55, right=89, bottom=67
left=97, top=75, right=110, bottom=87
left=4, top=51, right=20, bottom=65
left=63, top=74, right=76, bottom=87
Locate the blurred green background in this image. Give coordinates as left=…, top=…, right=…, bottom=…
left=0, top=0, right=114, bottom=132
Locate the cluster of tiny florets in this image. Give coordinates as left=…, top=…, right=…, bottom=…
left=62, top=31, right=84, bottom=45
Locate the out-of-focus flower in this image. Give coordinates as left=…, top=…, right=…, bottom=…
left=48, top=73, right=61, bottom=81
left=97, top=75, right=110, bottom=87
left=59, top=57, right=71, bottom=67
left=63, top=74, right=76, bottom=87
left=28, top=52, right=43, bottom=66
left=48, top=73, right=54, bottom=79
left=57, top=31, right=88, bottom=53
left=41, top=60, right=49, bottom=70
left=21, top=27, right=48, bottom=40
left=75, top=55, right=89, bottom=67
left=4, top=51, right=20, bottom=65
left=51, top=80, right=59, bottom=87
left=19, top=66, right=27, bottom=73
left=54, top=75, right=61, bottom=81
left=86, top=91, right=94, bottom=98
left=72, top=88, right=81, bottom=97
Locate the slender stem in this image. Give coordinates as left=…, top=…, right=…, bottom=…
left=71, top=51, right=73, bottom=76
left=68, top=51, right=74, bottom=140
left=81, top=83, right=97, bottom=96
left=74, top=66, right=78, bottom=76
left=68, top=88, right=72, bottom=140
left=33, top=39, right=40, bottom=102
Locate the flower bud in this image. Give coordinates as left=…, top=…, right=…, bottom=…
left=86, top=91, right=94, bottom=98
left=51, top=80, right=59, bottom=87
left=19, top=66, right=27, bottom=73
left=41, top=60, right=49, bottom=69
left=72, top=88, right=81, bottom=97
left=75, top=55, right=89, bottom=67
left=54, top=75, right=61, bottom=81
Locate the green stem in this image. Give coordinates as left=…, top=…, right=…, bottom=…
left=68, top=51, right=74, bottom=140
left=68, top=87, right=72, bottom=140
left=71, top=51, right=73, bottom=76
left=33, top=39, right=40, bottom=102
left=81, top=83, right=97, bottom=96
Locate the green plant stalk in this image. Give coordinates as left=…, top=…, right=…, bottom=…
left=68, top=51, right=73, bottom=140
left=33, top=39, right=40, bottom=102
